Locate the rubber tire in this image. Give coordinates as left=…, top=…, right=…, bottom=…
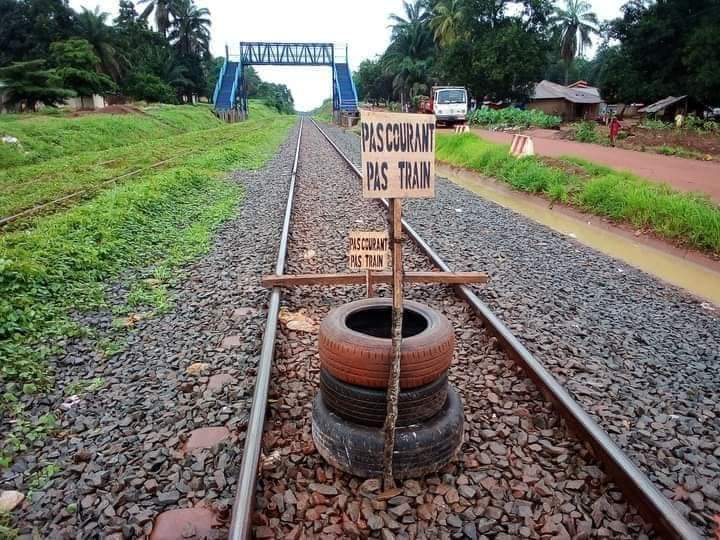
left=320, top=368, right=448, bottom=427
left=312, top=386, right=464, bottom=479
left=319, top=298, right=454, bottom=389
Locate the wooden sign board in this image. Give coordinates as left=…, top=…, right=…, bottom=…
left=348, top=230, right=389, bottom=271
left=360, top=110, right=436, bottom=199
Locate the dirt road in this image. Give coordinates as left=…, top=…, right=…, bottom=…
left=473, top=128, right=720, bottom=204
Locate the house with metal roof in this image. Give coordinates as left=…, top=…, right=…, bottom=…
left=528, top=80, right=603, bottom=122
left=638, top=95, right=708, bottom=122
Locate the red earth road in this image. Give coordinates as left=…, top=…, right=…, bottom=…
left=472, top=128, right=720, bottom=204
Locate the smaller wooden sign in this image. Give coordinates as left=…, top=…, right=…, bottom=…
left=360, top=110, right=436, bottom=199
left=348, top=230, right=389, bottom=271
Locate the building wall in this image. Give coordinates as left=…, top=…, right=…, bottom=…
left=528, top=99, right=572, bottom=120
left=529, top=99, right=599, bottom=122
left=65, top=94, right=107, bottom=111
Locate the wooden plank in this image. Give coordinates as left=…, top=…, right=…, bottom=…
left=261, top=271, right=489, bottom=288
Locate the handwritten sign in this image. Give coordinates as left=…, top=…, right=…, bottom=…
left=360, top=111, right=436, bottom=199
left=348, top=230, right=389, bottom=271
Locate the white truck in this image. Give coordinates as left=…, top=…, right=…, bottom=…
left=424, top=86, right=468, bottom=125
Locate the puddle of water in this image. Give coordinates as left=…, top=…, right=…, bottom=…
left=438, top=163, right=720, bottom=307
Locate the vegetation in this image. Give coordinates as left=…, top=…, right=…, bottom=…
left=641, top=115, right=720, bottom=135
left=653, top=145, right=703, bottom=160
left=0, top=0, right=294, bottom=109
left=551, top=0, right=598, bottom=84
left=0, top=101, right=294, bottom=469
left=468, top=107, right=561, bottom=129
left=0, top=104, right=221, bottom=168
left=436, top=133, right=720, bottom=254
left=572, top=120, right=605, bottom=144
left=589, top=0, right=720, bottom=105
left=354, top=0, right=554, bottom=107
left=312, top=98, right=333, bottom=123
left=49, top=39, right=117, bottom=98
left=0, top=60, right=75, bottom=110
left=353, top=0, right=720, bottom=109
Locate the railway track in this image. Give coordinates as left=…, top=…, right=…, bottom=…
left=6, top=117, right=712, bottom=539
left=0, top=126, right=265, bottom=230
left=228, top=117, right=700, bottom=539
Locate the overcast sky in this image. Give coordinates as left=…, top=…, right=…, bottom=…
left=69, top=0, right=626, bottom=111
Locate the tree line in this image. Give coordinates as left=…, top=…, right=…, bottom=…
left=0, top=0, right=295, bottom=112
left=354, top=0, right=720, bottom=108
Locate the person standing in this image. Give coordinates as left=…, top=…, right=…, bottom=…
left=609, top=116, right=623, bottom=147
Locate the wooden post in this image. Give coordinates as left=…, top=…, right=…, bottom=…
left=382, top=198, right=404, bottom=489
left=366, top=270, right=374, bottom=298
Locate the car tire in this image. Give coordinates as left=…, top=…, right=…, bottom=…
left=320, top=368, right=448, bottom=427
left=312, top=386, right=464, bottom=479
left=318, top=298, right=454, bottom=389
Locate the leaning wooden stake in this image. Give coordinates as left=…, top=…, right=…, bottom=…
left=382, top=198, right=404, bottom=489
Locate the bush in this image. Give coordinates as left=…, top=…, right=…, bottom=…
left=640, top=118, right=671, bottom=130
left=573, top=121, right=604, bottom=144
left=684, top=114, right=720, bottom=134
left=126, top=72, right=177, bottom=104
left=468, top=107, right=561, bottom=129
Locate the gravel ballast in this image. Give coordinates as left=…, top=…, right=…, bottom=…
left=2, top=125, right=301, bottom=538
left=318, top=121, right=720, bottom=537
left=253, top=120, right=651, bottom=539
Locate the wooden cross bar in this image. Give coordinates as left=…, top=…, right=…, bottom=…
left=261, top=271, right=489, bottom=289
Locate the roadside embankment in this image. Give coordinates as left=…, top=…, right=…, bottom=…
left=436, top=133, right=720, bottom=255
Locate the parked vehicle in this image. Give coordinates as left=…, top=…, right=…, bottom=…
left=420, top=86, right=468, bottom=125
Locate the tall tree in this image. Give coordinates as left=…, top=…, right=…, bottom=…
left=76, top=7, right=125, bottom=81
left=168, top=0, right=211, bottom=57
left=0, top=0, right=76, bottom=65
left=389, top=0, right=430, bottom=39
left=602, top=0, right=720, bottom=104
left=552, top=0, right=598, bottom=84
left=49, top=38, right=117, bottom=97
left=385, top=0, right=434, bottom=105
left=430, top=0, right=468, bottom=46
left=0, top=60, right=74, bottom=110
left=137, top=0, right=175, bottom=36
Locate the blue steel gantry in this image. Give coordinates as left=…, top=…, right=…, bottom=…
left=212, top=42, right=359, bottom=120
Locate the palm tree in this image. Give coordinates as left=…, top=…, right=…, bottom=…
left=168, top=0, right=211, bottom=57
left=137, top=0, right=175, bottom=36
left=430, top=0, right=467, bottom=46
left=389, top=0, right=430, bottom=40
left=76, top=7, right=125, bottom=81
left=552, top=0, right=598, bottom=84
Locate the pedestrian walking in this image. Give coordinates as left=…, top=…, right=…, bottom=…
left=609, top=116, right=622, bottom=147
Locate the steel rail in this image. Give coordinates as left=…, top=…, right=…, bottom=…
left=228, top=118, right=304, bottom=540
left=308, top=117, right=700, bottom=540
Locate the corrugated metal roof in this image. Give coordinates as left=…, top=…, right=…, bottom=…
left=531, top=80, right=603, bottom=104
left=638, top=95, right=687, bottom=114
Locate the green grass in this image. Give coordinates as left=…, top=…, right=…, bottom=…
left=312, top=98, right=333, bottom=123
left=0, top=104, right=222, bottom=168
left=1, top=104, right=294, bottom=473
left=437, top=133, right=720, bottom=254
left=652, top=145, right=704, bottom=160
left=0, top=102, right=283, bottom=219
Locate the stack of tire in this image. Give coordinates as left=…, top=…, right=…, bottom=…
left=312, top=297, right=464, bottom=479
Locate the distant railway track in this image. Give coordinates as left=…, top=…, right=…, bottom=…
left=0, top=127, right=264, bottom=230
left=227, top=117, right=700, bottom=539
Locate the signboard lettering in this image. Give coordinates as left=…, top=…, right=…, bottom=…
left=361, top=111, right=436, bottom=199
left=348, top=230, right=389, bottom=271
